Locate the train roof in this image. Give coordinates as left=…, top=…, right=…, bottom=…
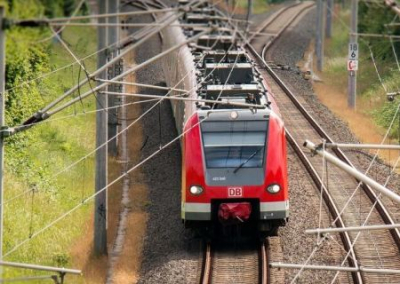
left=197, top=109, right=271, bottom=122
left=175, top=2, right=272, bottom=112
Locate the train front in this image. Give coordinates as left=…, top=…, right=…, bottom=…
left=181, top=108, right=289, bottom=235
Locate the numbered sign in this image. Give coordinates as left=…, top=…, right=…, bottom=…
left=348, top=43, right=359, bottom=60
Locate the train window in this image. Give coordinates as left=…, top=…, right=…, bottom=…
left=201, top=121, right=267, bottom=169
left=204, top=146, right=264, bottom=168
left=203, top=132, right=265, bottom=147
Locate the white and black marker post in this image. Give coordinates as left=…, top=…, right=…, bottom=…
left=95, top=0, right=108, bottom=255
left=348, top=0, right=358, bottom=109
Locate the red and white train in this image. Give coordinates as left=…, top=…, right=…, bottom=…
left=162, top=1, right=289, bottom=235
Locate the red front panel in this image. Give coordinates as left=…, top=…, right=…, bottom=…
left=182, top=112, right=288, bottom=205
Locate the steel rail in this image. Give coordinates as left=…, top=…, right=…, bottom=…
left=260, top=241, right=268, bottom=284
left=246, top=2, right=302, bottom=43
left=244, top=3, right=400, bottom=283
left=200, top=241, right=269, bottom=284
left=257, top=15, right=400, bottom=251
left=260, top=2, right=315, bottom=60
left=244, top=4, right=364, bottom=283
left=200, top=242, right=212, bottom=284
left=285, top=130, right=363, bottom=284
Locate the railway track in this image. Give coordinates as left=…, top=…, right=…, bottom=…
left=249, top=1, right=315, bottom=61
left=246, top=3, right=400, bottom=284
left=130, top=1, right=400, bottom=283
left=200, top=237, right=284, bottom=284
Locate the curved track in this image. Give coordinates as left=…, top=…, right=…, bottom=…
left=246, top=4, right=400, bottom=284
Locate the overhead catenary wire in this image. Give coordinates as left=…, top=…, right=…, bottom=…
left=49, top=26, right=89, bottom=74
left=4, top=29, right=153, bottom=94
left=7, top=0, right=223, bottom=102
left=2, top=26, right=234, bottom=215
left=368, top=45, right=388, bottom=93
left=0, top=98, right=161, bottom=209
left=1, top=0, right=253, bottom=265
left=34, top=0, right=86, bottom=44
left=390, top=37, right=400, bottom=72
left=40, top=7, right=180, bottom=23
left=48, top=22, right=231, bottom=28
left=286, top=39, right=400, bottom=284
left=3, top=112, right=211, bottom=258
left=306, top=0, right=400, bottom=227
left=225, top=0, right=400, bottom=280
left=101, top=91, right=266, bottom=109
left=329, top=156, right=400, bottom=283
left=5, top=98, right=158, bottom=133
left=19, top=0, right=214, bottom=129
left=95, top=79, right=189, bottom=94
left=18, top=11, right=183, bottom=129
left=2, top=1, right=245, bottom=254
left=44, top=29, right=213, bottom=118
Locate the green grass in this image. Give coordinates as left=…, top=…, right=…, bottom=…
left=236, top=0, right=271, bottom=14
left=324, top=5, right=400, bottom=138
left=3, top=25, right=98, bottom=283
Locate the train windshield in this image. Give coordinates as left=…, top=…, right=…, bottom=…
left=201, top=121, right=267, bottom=169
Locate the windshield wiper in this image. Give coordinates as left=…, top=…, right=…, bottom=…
left=233, top=147, right=263, bottom=174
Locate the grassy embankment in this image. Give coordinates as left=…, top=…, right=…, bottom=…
left=2, top=4, right=101, bottom=282
left=314, top=4, right=400, bottom=163
left=236, top=0, right=271, bottom=14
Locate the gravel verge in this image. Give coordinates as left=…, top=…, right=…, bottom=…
left=125, top=1, right=400, bottom=283
left=269, top=7, right=400, bottom=283
left=122, top=6, right=203, bottom=284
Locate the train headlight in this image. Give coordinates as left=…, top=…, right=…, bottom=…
left=190, top=185, right=204, bottom=195
left=267, top=184, right=281, bottom=194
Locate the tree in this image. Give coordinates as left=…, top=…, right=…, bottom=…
left=63, top=0, right=75, bottom=17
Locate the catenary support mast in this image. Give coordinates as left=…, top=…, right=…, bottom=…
left=107, top=0, right=119, bottom=156
left=95, top=0, right=108, bottom=255
left=315, top=0, right=324, bottom=71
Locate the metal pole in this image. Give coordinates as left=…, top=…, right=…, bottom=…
left=306, top=223, right=400, bottom=234
left=270, top=263, right=400, bottom=274
left=326, top=0, right=333, bottom=38
left=95, top=0, right=108, bottom=255
left=315, top=0, right=324, bottom=71
left=325, top=143, right=400, bottom=150
left=0, top=4, right=5, bottom=270
left=304, top=140, right=400, bottom=204
left=245, top=0, right=252, bottom=35
left=0, top=260, right=81, bottom=275
left=107, top=0, right=119, bottom=156
left=46, top=28, right=212, bottom=117
left=96, top=79, right=188, bottom=93
left=348, top=0, right=357, bottom=109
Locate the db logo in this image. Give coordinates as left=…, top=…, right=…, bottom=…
left=228, top=187, right=243, bottom=197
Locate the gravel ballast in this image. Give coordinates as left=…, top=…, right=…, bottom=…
left=124, top=2, right=400, bottom=283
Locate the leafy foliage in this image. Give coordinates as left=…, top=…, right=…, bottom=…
left=1, top=1, right=96, bottom=280
left=358, top=2, right=400, bottom=61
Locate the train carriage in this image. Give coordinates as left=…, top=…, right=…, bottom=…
left=161, top=2, right=289, bottom=235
